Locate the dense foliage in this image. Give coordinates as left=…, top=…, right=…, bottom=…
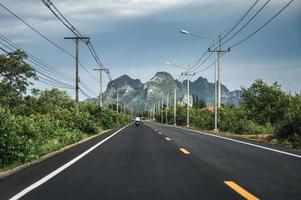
left=155, top=80, right=301, bottom=149
left=0, top=50, right=131, bottom=168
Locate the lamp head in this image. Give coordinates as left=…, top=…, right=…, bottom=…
left=180, top=30, right=189, bottom=34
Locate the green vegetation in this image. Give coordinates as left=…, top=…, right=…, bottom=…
left=0, top=50, right=131, bottom=169
left=155, top=80, right=301, bottom=149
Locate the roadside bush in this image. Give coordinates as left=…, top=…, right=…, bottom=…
left=0, top=106, right=86, bottom=167
left=0, top=107, right=34, bottom=167
left=238, top=120, right=274, bottom=135
left=192, top=109, right=214, bottom=130
left=176, top=105, right=187, bottom=126
left=219, top=106, right=247, bottom=133
left=276, top=109, right=301, bottom=149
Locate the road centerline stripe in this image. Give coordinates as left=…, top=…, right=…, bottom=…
left=153, top=123, right=301, bottom=159
left=9, top=124, right=130, bottom=200
left=224, top=181, right=259, bottom=200
left=179, top=148, right=190, bottom=154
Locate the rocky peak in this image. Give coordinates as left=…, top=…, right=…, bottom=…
left=150, top=71, right=174, bottom=83
left=108, top=74, right=143, bottom=90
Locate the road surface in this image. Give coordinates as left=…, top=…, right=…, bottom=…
left=1, top=122, right=301, bottom=200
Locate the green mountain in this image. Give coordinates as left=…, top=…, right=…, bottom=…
left=99, top=72, right=241, bottom=112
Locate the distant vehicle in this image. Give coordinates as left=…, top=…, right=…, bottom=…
left=134, top=116, right=141, bottom=127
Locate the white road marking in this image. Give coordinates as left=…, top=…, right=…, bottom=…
left=10, top=125, right=130, bottom=200
left=154, top=123, right=301, bottom=159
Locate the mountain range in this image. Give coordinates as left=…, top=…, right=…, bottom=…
left=91, top=72, right=242, bottom=112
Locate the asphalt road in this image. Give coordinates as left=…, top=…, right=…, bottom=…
left=1, top=122, right=301, bottom=200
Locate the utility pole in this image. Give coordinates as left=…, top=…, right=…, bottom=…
left=174, top=85, right=177, bottom=126
left=116, top=88, right=119, bottom=113
left=209, top=35, right=230, bottom=108
left=64, top=36, right=89, bottom=103
left=181, top=68, right=195, bottom=127
left=165, top=93, right=168, bottom=124
left=208, top=35, right=230, bottom=132
left=123, top=99, right=126, bottom=114
left=161, top=96, right=163, bottom=124
left=93, top=68, right=107, bottom=108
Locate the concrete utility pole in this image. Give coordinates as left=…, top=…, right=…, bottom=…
left=123, top=99, right=126, bottom=114
left=208, top=35, right=230, bottom=132
left=93, top=68, right=107, bottom=108
left=161, top=96, right=163, bottom=124
left=174, top=85, right=177, bottom=126
left=165, top=93, right=169, bottom=124
left=182, top=68, right=195, bottom=127
left=64, top=36, right=89, bottom=102
left=209, top=35, right=230, bottom=108
left=116, top=88, right=119, bottom=112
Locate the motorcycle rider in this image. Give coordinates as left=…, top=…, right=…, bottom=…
left=134, top=116, right=141, bottom=126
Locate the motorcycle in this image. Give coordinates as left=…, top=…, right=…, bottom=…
left=135, top=121, right=140, bottom=127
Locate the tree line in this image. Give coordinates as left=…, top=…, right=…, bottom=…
left=0, top=50, right=131, bottom=169
left=155, top=80, right=301, bottom=149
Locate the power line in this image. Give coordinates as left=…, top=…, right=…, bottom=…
left=191, top=51, right=214, bottom=72
left=190, top=49, right=209, bottom=69
left=221, top=0, right=260, bottom=40
left=0, top=34, right=74, bottom=81
left=0, top=39, right=73, bottom=85
left=194, top=62, right=215, bottom=74
left=80, top=82, right=97, bottom=96
left=229, top=0, right=294, bottom=48
left=0, top=2, right=100, bottom=88
left=0, top=41, right=75, bottom=89
left=41, top=0, right=112, bottom=81
left=0, top=46, right=8, bottom=53
left=221, top=0, right=271, bottom=46
left=38, top=76, right=74, bottom=89
left=41, top=0, right=82, bottom=36
left=0, top=2, right=74, bottom=58
left=79, top=87, right=93, bottom=99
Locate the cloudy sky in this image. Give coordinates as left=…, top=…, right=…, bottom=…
left=0, top=0, right=300, bottom=99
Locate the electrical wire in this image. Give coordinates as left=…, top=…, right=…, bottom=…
left=0, top=41, right=75, bottom=89
left=190, top=49, right=209, bottom=69
left=0, top=40, right=74, bottom=86
left=229, top=0, right=294, bottom=48
left=0, top=2, right=100, bottom=88
left=221, top=0, right=271, bottom=46
left=41, top=0, right=112, bottom=81
left=0, top=34, right=74, bottom=81
left=80, top=82, right=97, bottom=96
left=194, top=62, right=215, bottom=74
left=0, top=2, right=74, bottom=58
left=190, top=51, right=214, bottom=72
left=41, top=0, right=82, bottom=37
left=221, top=0, right=260, bottom=40
left=79, top=87, right=93, bottom=99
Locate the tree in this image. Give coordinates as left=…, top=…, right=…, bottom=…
left=241, top=79, right=291, bottom=125
left=192, top=94, right=206, bottom=109
left=0, top=50, right=37, bottom=94
left=0, top=50, right=37, bottom=108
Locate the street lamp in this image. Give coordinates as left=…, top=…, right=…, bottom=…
left=166, top=62, right=194, bottom=127
left=180, top=29, right=219, bottom=132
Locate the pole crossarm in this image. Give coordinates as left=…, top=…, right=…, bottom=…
left=64, top=36, right=90, bottom=43
left=208, top=47, right=231, bottom=53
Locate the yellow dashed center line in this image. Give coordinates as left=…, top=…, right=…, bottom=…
left=224, top=181, right=259, bottom=200
left=179, top=148, right=190, bottom=154
left=165, top=137, right=171, bottom=141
